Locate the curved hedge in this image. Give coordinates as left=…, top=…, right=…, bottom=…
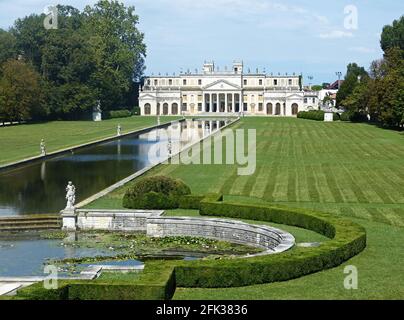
left=123, top=176, right=191, bottom=209
left=170, top=194, right=366, bottom=288
left=11, top=194, right=366, bottom=299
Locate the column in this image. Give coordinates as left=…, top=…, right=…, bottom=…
left=209, top=93, right=213, bottom=113
left=217, top=93, right=220, bottom=113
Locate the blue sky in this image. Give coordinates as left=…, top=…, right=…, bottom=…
left=0, top=0, right=403, bottom=83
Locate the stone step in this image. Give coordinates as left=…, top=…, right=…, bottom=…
left=0, top=215, right=60, bottom=222
left=0, top=219, right=60, bottom=226
left=0, top=224, right=61, bottom=232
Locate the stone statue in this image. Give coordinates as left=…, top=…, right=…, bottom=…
left=40, top=139, right=46, bottom=156
left=117, top=124, right=122, bottom=136
left=167, top=138, right=172, bottom=156
left=65, top=181, right=76, bottom=210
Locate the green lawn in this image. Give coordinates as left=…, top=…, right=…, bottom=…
left=0, top=116, right=179, bottom=166
left=86, top=117, right=404, bottom=299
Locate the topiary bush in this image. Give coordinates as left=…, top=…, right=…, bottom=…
left=297, top=110, right=325, bottom=121
left=123, top=176, right=191, bottom=209
left=108, top=109, right=132, bottom=119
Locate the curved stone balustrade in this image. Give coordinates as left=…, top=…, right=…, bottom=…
left=146, top=216, right=295, bottom=255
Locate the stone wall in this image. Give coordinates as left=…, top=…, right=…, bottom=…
left=62, top=210, right=294, bottom=255
left=146, top=216, right=294, bottom=254
left=73, top=209, right=164, bottom=232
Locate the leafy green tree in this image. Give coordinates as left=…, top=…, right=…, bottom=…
left=0, top=29, right=17, bottom=65
left=336, top=63, right=368, bottom=107
left=381, top=15, right=404, bottom=53
left=311, top=85, right=323, bottom=91
left=0, top=59, right=46, bottom=122
left=83, top=0, right=146, bottom=110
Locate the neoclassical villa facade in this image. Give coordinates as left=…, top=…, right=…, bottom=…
left=139, top=61, right=318, bottom=116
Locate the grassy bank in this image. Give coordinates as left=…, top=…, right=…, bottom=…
left=0, top=116, right=179, bottom=166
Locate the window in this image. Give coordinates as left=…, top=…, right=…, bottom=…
left=182, top=103, right=187, bottom=111
left=258, top=103, right=263, bottom=111
left=147, top=79, right=150, bottom=85
left=312, top=98, right=316, bottom=103
left=244, top=79, right=247, bottom=85
left=274, top=79, right=278, bottom=86
left=288, top=79, right=292, bottom=85
left=154, top=79, right=158, bottom=86
left=183, top=79, right=187, bottom=85
left=198, top=79, right=202, bottom=85
left=243, top=103, right=248, bottom=111
left=304, top=98, right=308, bottom=103
left=198, top=103, right=202, bottom=111
left=259, top=79, right=263, bottom=86
left=169, top=79, right=173, bottom=85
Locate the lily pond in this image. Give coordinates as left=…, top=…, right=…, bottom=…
left=0, top=230, right=261, bottom=277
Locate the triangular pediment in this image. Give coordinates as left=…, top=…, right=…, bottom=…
left=140, top=93, right=156, bottom=99
left=285, top=93, right=304, bottom=99
left=203, top=80, right=241, bottom=91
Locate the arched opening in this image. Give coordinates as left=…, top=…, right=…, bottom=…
left=275, top=103, right=281, bottom=115
left=266, top=103, right=273, bottom=115
left=171, top=103, right=178, bottom=115
left=163, top=103, right=169, bottom=115
left=291, top=103, right=299, bottom=115
left=144, top=103, right=151, bottom=115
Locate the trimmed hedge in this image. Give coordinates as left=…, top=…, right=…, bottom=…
left=123, top=176, right=191, bottom=210
left=178, top=194, right=205, bottom=210
left=170, top=194, right=366, bottom=288
left=14, top=263, right=176, bottom=300
left=297, top=110, right=339, bottom=121
left=108, top=109, right=132, bottom=119
left=13, top=194, right=366, bottom=298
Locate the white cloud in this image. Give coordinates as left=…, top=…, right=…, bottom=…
left=319, top=30, right=354, bottom=39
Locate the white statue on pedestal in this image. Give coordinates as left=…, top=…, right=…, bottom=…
left=65, top=181, right=76, bottom=210
left=117, top=124, right=122, bottom=136
left=40, top=139, right=46, bottom=156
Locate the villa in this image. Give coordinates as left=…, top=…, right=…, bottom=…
left=139, top=61, right=319, bottom=116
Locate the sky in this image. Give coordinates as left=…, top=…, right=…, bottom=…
left=0, top=0, right=403, bottom=83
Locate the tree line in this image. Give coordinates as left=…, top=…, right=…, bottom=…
left=0, top=1, right=146, bottom=123
left=336, top=15, right=404, bottom=129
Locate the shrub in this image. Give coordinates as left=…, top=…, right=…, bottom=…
left=123, top=176, right=191, bottom=209
left=132, top=106, right=141, bottom=116
left=297, top=110, right=325, bottom=121
left=14, top=263, right=176, bottom=300
left=178, top=195, right=205, bottom=210
left=108, top=109, right=132, bottom=119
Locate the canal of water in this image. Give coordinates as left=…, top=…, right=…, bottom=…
left=0, top=119, right=230, bottom=216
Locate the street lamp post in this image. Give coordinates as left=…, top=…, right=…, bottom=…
left=336, top=72, right=342, bottom=89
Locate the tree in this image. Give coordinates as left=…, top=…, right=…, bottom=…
left=0, top=59, right=46, bottom=122
left=83, top=0, right=146, bottom=111
left=0, top=29, right=17, bottom=65
left=381, top=15, right=404, bottom=53
left=336, top=63, right=368, bottom=107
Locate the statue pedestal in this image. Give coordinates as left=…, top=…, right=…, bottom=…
left=61, top=209, right=77, bottom=231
